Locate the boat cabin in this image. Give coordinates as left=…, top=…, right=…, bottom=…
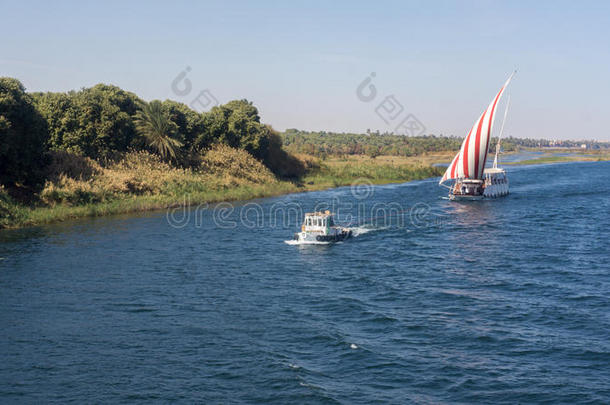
left=302, top=211, right=334, bottom=233
left=483, top=167, right=507, bottom=186
left=453, top=179, right=484, bottom=196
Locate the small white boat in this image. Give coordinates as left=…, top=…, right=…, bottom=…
left=440, top=72, right=515, bottom=201
left=293, top=211, right=352, bottom=243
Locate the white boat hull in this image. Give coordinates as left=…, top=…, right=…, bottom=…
left=450, top=184, right=509, bottom=200
left=294, top=228, right=352, bottom=244
left=449, top=194, right=484, bottom=201
left=482, top=182, right=509, bottom=198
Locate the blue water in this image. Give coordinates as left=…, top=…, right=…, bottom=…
left=1, top=161, right=609, bottom=404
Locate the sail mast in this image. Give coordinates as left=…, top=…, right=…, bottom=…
left=493, top=95, right=511, bottom=169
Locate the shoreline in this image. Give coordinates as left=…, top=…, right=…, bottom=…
left=2, top=153, right=609, bottom=231
left=0, top=170, right=441, bottom=231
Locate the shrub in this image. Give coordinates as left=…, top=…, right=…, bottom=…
left=45, top=150, right=102, bottom=181
left=200, top=144, right=277, bottom=185
left=259, top=127, right=306, bottom=178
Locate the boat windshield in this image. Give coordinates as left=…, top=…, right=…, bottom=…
left=304, top=215, right=334, bottom=227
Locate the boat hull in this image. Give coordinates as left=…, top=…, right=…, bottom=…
left=449, top=194, right=484, bottom=201
left=448, top=170, right=509, bottom=201
left=449, top=185, right=509, bottom=200
left=294, top=229, right=352, bottom=244
left=483, top=182, right=509, bottom=198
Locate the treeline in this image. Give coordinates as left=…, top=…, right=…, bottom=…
left=281, top=129, right=610, bottom=158
left=281, top=129, right=462, bottom=158
left=281, top=129, right=508, bottom=158
left=0, top=77, right=303, bottom=190
left=501, top=137, right=610, bottom=149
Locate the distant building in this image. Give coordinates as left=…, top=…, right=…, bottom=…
left=581, top=144, right=587, bottom=149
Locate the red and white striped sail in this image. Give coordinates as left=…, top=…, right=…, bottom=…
left=440, top=72, right=515, bottom=184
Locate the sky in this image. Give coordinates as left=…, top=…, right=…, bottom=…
left=2, top=0, right=609, bottom=141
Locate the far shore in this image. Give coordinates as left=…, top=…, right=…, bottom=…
left=503, top=149, right=610, bottom=166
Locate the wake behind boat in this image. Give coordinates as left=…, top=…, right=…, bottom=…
left=440, top=72, right=515, bottom=200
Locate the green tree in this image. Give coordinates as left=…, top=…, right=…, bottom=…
left=32, top=84, right=140, bottom=159
left=161, top=100, right=206, bottom=150
left=134, top=100, right=183, bottom=160
left=195, top=106, right=230, bottom=150
left=0, top=78, right=49, bottom=187
left=194, top=99, right=268, bottom=155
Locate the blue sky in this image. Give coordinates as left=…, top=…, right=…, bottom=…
left=2, top=0, right=609, bottom=140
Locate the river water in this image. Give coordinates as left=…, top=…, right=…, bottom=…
left=1, top=161, right=609, bottom=403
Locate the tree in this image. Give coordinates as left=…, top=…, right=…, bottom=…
left=32, top=84, right=140, bottom=159
left=133, top=100, right=183, bottom=160
left=224, top=99, right=260, bottom=122
left=0, top=78, right=48, bottom=187
left=194, top=99, right=268, bottom=156
left=196, top=105, right=230, bottom=150
left=161, top=99, right=206, bottom=150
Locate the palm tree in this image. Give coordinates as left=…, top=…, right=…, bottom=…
left=134, top=100, right=183, bottom=160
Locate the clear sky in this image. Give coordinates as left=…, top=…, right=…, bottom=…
left=2, top=0, right=609, bottom=140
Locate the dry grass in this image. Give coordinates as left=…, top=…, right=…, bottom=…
left=39, top=146, right=279, bottom=207
left=293, top=153, right=321, bottom=171
left=45, top=150, right=102, bottom=180
left=200, top=144, right=277, bottom=185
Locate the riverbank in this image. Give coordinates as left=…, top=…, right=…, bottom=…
left=0, top=149, right=443, bottom=230
left=3, top=148, right=609, bottom=230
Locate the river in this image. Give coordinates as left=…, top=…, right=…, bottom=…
left=1, top=161, right=609, bottom=403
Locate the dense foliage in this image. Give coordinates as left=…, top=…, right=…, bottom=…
left=0, top=78, right=303, bottom=191
left=32, top=84, right=139, bottom=159
left=0, top=78, right=49, bottom=187
left=28, top=82, right=298, bottom=173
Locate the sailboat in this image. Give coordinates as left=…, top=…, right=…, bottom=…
left=439, top=72, right=515, bottom=200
